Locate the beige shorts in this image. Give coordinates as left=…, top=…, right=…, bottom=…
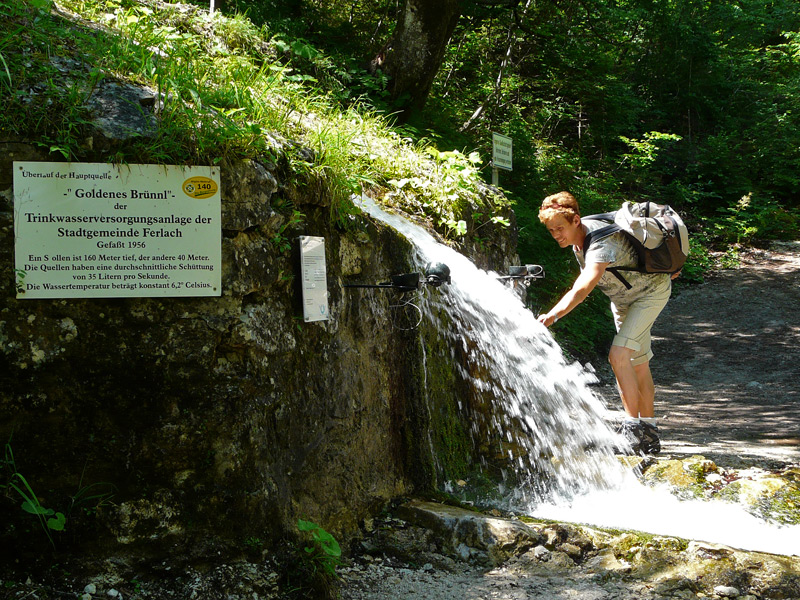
left=611, top=279, right=671, bottom=366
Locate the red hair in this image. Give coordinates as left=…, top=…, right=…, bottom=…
left=539, top=191, right=580, bottom=224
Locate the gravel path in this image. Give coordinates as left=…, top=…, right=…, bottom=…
left=593, top=241, right=800, bottom=469
left=340, top=559, right=664, bottom=600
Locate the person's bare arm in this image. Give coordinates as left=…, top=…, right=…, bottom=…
left=537, top=261, right=608, bottom=327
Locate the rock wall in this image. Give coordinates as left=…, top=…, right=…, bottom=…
left=0, top=137, right=518, bottom=564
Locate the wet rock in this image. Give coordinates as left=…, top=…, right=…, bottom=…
left=738, top=476, right=787, bottom=504
left=654, top=577, right=698, bottom=595
left=638, top=455, right=800, bottom=525
left=557, top=542, right=582, bottom=559
left=395, top=500, right=545, bottom=565
left=546, top=550, right=576, bottom=569
left=455, top=543, right=472, bottom=561
left=532, top=545, right=550, bottom=560
left=534, top=522, right=596, bottom=560
left=583, top=547, right=629, bottom=573
left=688, top=541, right=735, bottom=560
left=642, top=456, right=717, bottom=492
left=340, top=503, right=800, bottom=600
left=98, top=493, right=182, bottom=545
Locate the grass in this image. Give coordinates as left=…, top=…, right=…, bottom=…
left=0, top=0, right=508, bottom=232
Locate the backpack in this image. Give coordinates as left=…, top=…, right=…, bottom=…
left=583, top=201, right=689, bottom=289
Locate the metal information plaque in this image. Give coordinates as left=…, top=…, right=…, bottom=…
left=299, top=236, right=329, bottom=322
left=492, top=132, right=513, bottom=171
left=13, top=162, right=221, bottom=299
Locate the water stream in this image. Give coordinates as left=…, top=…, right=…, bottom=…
left=355, top=194, right=800, bottom=557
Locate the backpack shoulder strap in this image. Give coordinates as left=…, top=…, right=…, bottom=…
left=583, top=223, right=620, bottom=253
left=605, top=267, right=633, bottom=290
left=583, top=212, right=617, bottom=223
left=581, top=220, right=634, bottom=290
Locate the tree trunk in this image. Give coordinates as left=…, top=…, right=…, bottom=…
left=378, top=0, right=461, bottom=118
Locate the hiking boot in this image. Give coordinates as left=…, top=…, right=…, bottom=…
left=639, top=422, right=661, bottom=455
left=614, top=420, right=644, bottom=455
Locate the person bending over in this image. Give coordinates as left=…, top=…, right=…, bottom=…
left=536, top=191, right=677, bottom=454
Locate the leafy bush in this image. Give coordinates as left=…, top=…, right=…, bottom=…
left=2, top=443, right=64, bottom=548
left=281, top=519, right=341, bottom=599
left=712, top=194, right=800, bottom=245
left=297, top=519, right=342, bottom=577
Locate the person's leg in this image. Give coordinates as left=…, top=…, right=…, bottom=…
left=635, top=360, right=661, bottom=453
left=619, top=292, right=667, bottom=454
left=634, top=360, right=655, bottom=418
left=610, top=349, right=662, bottom=454
left=608, top=344, right=640, bottom=417
left=610, top=278, right=671, bottom=418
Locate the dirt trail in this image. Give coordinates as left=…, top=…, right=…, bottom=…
left=596, top=241, right=800, bottom=469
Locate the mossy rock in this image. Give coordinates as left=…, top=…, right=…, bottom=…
left=738, top=476, right=787, bottom=506
left=749, top=480, right=800, bottom=525
left=642, top=457, right=715, bottom=489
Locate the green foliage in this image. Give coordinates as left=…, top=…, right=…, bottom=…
left=386, top=147, right=507, bottom=239
left=679, top=238, right=712, bottom=284
left=244, top=536, right=264, bottom=552
left=2, top=442, right=64, bottom=548
left=282, top=519, right=342, bottom=599
left=754, top=484, right=800, bottom=526
left=5, top=0, right=800, bottom=358
left=618, top=132, right=683, bottom=189
left=13, top=476, right=66, bottom=529
left=422, top=0, right=799, bottom=233
left=0, top=0, right=506, bottom=237
left=1, top=439, right=116, bottom=549
left=297, top=519, right=342, bottom=576
left=711, top=194, right=800, bottom=245
left=13, top=269, right=26, bottom=295
left=0, top=50, right=11, bottom=93
left=272, top=209, right=305, bottom=253
left=69, top=478, right=116, bottom=519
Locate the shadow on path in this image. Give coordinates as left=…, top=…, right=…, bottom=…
left=651, top=242, right=800, bottom=467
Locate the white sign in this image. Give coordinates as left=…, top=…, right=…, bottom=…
left=492, top=132, right=513, bottom=171
left=14, top=162, right=221, bottom=299
left=299, top=236, right=329, bottom=322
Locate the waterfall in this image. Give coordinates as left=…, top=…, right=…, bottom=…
left=355, top=194, right=800, bottom=556
left=355, top=194, right=629, bottom=501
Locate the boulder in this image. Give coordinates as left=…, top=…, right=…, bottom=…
left=394, top=500, right=545, bottom=565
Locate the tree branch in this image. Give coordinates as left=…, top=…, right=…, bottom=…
left=461, top=0, right=533, bottom=133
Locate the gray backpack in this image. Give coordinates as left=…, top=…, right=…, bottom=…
left=583, top=201, right=689, bottom=289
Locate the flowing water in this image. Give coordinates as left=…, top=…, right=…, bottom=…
left=355, top=194, right=800, bottom=557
